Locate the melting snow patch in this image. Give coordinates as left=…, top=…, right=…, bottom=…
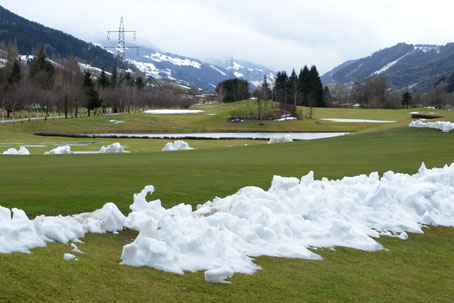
left=45, top=146, right=71, bottom=154
left=162, top=140, right=193, bottom=151
left=409, top=120, right=454, bottom=133
left=109, top=119, right=125, bottom=124
left=205, top=268, right=234, bottom=283
left=0, top=203, right=125, bottom=254
left=145, top=109, right=204, bottom=114
left=321, top=118, right=396, bottom=123
left=120, top=163, right=454, bottom=280
left=2, top=146, right=30, bottom=155
left=64, top=253, right=77, bottom=261
left=45, top=143, right=129, bottom=154
left=268, top=135, right=293, bottom=144
left=71, top=243, right=84, bottom=254
left=98, top=143, right=128, bottom=153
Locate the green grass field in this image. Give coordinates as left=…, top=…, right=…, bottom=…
left=1, top=103, right=453, bottom=302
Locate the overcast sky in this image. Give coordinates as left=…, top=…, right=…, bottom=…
left=1, top=0, right=454, bottom=74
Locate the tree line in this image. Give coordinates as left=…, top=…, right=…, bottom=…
left=330, top=74, right=454, bottom=109
left=0, top=42, right=195, bottom=121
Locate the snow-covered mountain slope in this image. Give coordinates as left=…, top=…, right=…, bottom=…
left=99, top=42, right=275, bottom=90
left=322, top=43, right=454, bottom=90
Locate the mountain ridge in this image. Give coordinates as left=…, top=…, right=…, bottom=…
left=322, top=42, right=454, bottom=91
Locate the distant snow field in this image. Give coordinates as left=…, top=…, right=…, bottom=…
left=2, top=163, right=454, bottom=284
left=321, top=118, right=396, bottom=123
left=144, top=109, right=205, bottom=114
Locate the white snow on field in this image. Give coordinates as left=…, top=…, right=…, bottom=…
left=2, top=146, right=30, bottom=155
left=0, top=203, right=124, bottom=254
left=274, top=114, right=297, bottom=122
left=409, top=120, right=454, bottom=133
left=234, top=72, right=244, bottom=78
left=321, top=118, right=396, bottom=123
left=45, top=146, right=72, bottom=154
left=127, top=60, right=160, bottom=77
left=98, top=143, right=127, bottom=153
left=64, top=253, right=77, bottom=261
left=268, top=135, right=293, bottom=144
left=145, top=109, right=204, bottom=114
left=210, top=65, right=227, bottom=76
left=109, top=119, right=125, bottom=124
left=45, top=143, right=128, bottom=154
left=162, top=140, right=193, bottom=151
left=121, top=163, right=454, bottom=282
left=145, top=52, right=202, bottom=69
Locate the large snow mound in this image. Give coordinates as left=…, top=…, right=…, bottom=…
left=409, top=119, right=454, bottom=133
left=0, top=203, right=125, bottom=254
left=162, top=140, right=193, bottom=151
left=121, top=163, right=454, bottom=280
left=268, top=135, right=293, bottom=144
left=2, top=146, right=30, bottom=155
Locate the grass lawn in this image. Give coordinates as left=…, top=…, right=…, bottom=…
left=0, top=103, right=454, bottom=302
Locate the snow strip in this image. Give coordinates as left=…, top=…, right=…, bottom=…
left=162, top=140, right=193, bottom=151
left=268, top=135, right=293, bottom=144
left=144, top=109, right=204, bottom=114
left=409, top=120, right=454, bottom=133
left=2, top=146, right=30, bottom=155
left=0, top=203, right=125, bottom=254
left=121, top=163, right=454, bottom=283
left=321, top=118, right=396, bottom=123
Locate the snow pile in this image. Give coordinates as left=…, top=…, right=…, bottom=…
left=2, top=146, right=30, bottom=155
left=121, top=163, right=454, bottom=281
left=205, top=268, right=234, bottom=284
left=64, top=253, right=77, bottom=261
left=109, top=119, right=125, bottom=124
left=44, top=143, right=128, bottom=154
left=162, top=140, right=193, bottom=151
left=0, top=203, right=125, bottom=254
left=409, top=119, right=454, bottom=133
left=45, top=146, right=71, bottom=155
left=268, top=135, right=293, bottom=144
left=99, top=143, right=127, bottom=153
left=274, top=114, right=297, bottom=121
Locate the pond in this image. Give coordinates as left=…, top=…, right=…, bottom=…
left=83, top=132, right=349, bottom=140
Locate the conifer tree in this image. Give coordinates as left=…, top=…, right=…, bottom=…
left=83, top=71, right=102, bottom=116
left=261, top=75, right=272, bottom=100
left=97, top=68, right=110, bottom=88
left=298, top=66, right=311, bottom=106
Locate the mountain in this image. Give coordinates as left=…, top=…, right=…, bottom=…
left=0, top=4, right=275, bottom=91
left=322, top=43, right=454, bottom=91
left=0, top=5, right=116, bottom=70
left=109, top=42, right=276, bottom=90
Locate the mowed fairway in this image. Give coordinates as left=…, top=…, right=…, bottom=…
left=1, top=104, right=454, bottom=302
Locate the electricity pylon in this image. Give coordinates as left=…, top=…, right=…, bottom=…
left=106, top=17, right=139, bottom=87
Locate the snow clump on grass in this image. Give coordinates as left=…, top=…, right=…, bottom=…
left=121, top=162, right=454, bottom=282
left=44, top=145, right=71, bottom=154
left=2, top=146, right=30, bottom=155
left=409, top=119, right=454, bottom=132
left=161, top=140, right=193, bottom=151
left=268, top=135, right=293, bottom=144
